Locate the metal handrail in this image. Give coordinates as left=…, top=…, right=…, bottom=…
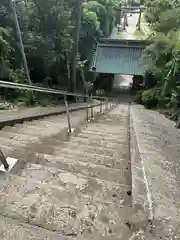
left=0, top=80, right=111, bottom=100
left=0, top=80, right=118, bottom=171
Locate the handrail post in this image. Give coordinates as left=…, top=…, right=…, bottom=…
left=86, top=106, right=89, bottom=121
left=0, top=149, right=9, bottom=170
left=100, top=101, right=102, bottom=114
left=64, top=95, right=72, bottom=133
left=106, top=98, right=108, bottom=112
left=91, top=105, right=94, bottom=119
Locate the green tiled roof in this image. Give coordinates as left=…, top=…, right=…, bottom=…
left=91, top=39, right=147, bottom=75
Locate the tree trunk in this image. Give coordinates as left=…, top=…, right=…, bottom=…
left=136, top=9, right=142, bottom=30
left=71, top=0, right=82, bottom=94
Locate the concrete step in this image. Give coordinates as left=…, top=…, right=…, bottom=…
left=19, top=163, right=131, bottom=205
left=80, top=128, right=124, bottom=138
left=2, top=123, right=71, bottom=141
left=48, top=146, right=129, bottom=169
left=0, top=127, right=68, bottom=143
left=61, top=141, right=128, bottom=158
left=0, top=215, right=70, bottom=240
left=0, top=104, right=146, bottom=239
left=46, top=132, right=127, bottom=148
left=2, top=124, right=64, bottom=137
left=0, top=174, right=133, bottom=239
left=78, top=129, right=126, bottom=138
left=7, top=149, right=130, bottom=185
left=91, top=116, right=125, bottom=122
left=6, top=142, right=130, bottom=177
left=4, top=141, right=129, bottom=172
left=83, top=122, right=126, bottom=130
left=32, top=153, right=131, bottom=185
left=2, top=120, right=65, bottom=133
left=70, top=136, right=125, bottom=150
left=0, top=130, right=40, bottom=142
left=61, top=141, right=119, bottom=156
left=74, top=132, right=127, bottom=143
left=10, top=123, right=65, bottom=135
left=0, top=136, right=28, bottom=148
left=1, top=109, right=88, bottom=136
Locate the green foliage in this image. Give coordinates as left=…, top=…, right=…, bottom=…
left=155, top=9, right=180, bottom=34
left=84, top=0, right=120, bottom=36
left=170, top=87, right=180, bottom=111
left=135, top=90, right=144, bottom=104
left=83, top=1, right=106, bottom=34
left=96, top=89, right=105, bottom=95
left=144, top=31, right=176, bottom=70
left=144, top=70, right=158, bottom=88
left=143, top=0, right=180, bottom=119
left=0, top=0, right=121, bottom=106
left=144, top=0, right=172, bottom=28
left=80, top=7, right=101, bottom=59
left=0, top=102, right=13, bottom=110
left=0, top=27, right=11, bottom=79
left=157, top=96, right=170, bottom=109
left=142, top=88, right=159, bottom=108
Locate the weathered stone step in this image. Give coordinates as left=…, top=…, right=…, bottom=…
left=14, top=123, right=64, bottom=132
left=2, top=118, right=66, bottom=133
left=94, top=116, right=126, bottom=122
left=21, top=120, right=67, bottom=129
left=2, top=124, right=62, bottom=136
left=92, top=119, right=126, bottom=125
left=8, top=149, right=129, bottom=185
left=80, top=129, right=124, bottom=138
left=49, top=147, right=129, bottom=169
left=78, top=129, right=126, bottom=139
left=70, top=136, right=126, bottom=149
left=6, top=143, right=129, bottom=173
left=0, top=130, right=40, bottom=142
left=1, top=109, right=87, bottom=135
left=0, top=136, right=27, bottom=148
left=0, top=104, right=138, bottom=239
left=61, top=141, right=128, bottom=158
left=0, top=215, right=69, bottom=240
left=75, top=132, right=127, bottom=143
left=0, top=131, right=127, bottom=156
left=0, top=128, right=67, bottom=144
left=33, top=153, right=131, bottom=185
left=58, top=148, right=128, bottom=169
left=3, top=125, right=66, bottom=138
left=84, top=123, right=125, bottom=130
left=29, top=114, right=67, bottom=122
left=0, top=145, right=12, bottom=157
left=0, top=174, right=132, bottom=239
left=19, top=163, right=131, bottom=205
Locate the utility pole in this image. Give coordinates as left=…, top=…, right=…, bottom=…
left=9, top=0, right=32, bottom=85
left=72, top=0, right=82, bottom=94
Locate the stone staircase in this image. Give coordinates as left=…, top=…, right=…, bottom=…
left=0, top=104, right=147, bottom=239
